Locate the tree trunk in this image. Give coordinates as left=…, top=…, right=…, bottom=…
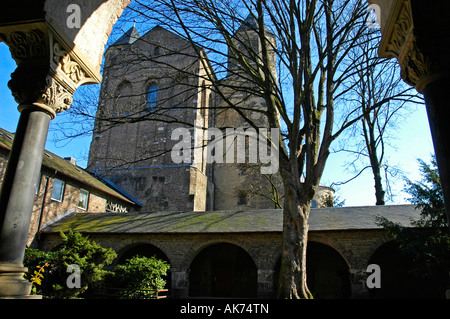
left=276, top=183, right=313, bottom=299
left=363, top=118, right=386, bottom=206
left=372, top=164, right=385, bottom=206
left=367, top=138, right=385, bottom=205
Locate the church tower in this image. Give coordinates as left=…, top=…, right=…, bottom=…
left=87, top=25, right=215, bottom=212
left=213, top=14, right=334, bottom=210
left=213, top=14, right=283, bottom=210
left=87, top=18, right=333, bottom=213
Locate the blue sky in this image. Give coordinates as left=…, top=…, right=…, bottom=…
left=0, top=40, right=435, bottom=207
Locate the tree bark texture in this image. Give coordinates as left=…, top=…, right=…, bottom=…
left=277, top=182, right=313, bottom=299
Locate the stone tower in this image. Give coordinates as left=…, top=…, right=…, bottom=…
left=87, top=25, right=214, bottom=212
left=213, top=14, right=283, bottom=210
left=87, top=18, right=334, bottom=213
left=213, top=14, right=334, bottom=210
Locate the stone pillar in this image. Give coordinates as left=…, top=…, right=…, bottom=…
left=423, top=79, right=450, bottom=222
left=349, top=268, right=370, bottom=299
left=0, top=109, right=52, bottom=298
left=257, top=269, right=275, bottom=299
left=171, top=269, right=189, bottom=298
left=0, top=23, right=98, bottom=298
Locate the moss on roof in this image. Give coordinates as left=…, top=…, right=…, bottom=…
left=42, top=205, right=421, bottom=234
left=42, top=210, right=281, bottom=233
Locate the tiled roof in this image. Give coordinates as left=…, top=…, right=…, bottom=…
left=0, top=127, right=140, bottom=206
left=41, top=205, right=421, bottom=234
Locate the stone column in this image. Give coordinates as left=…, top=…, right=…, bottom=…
left=349, top=268, right=370, bottom=299
left=257, top=269, right=275, bottom=298
left=171, top=269, right=189, bottom=298
left=0, top=23, right=98, bottom=298
left=0, top=108, right=52, bottom=298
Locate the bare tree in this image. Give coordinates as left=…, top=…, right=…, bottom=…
left=332, top=32, right=423, bottom=205
left=127, top=0, right=381, bottom=299
left=53, top=0, right=407, bottom=298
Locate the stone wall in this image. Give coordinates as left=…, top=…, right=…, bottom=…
left=87, top=26, right=214, bottom=212
left=40, top=228, right=392, bottom=298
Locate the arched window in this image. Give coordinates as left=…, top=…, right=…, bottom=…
left=146, top=84, right=158, bottom=110
left=115, top=81, right=131, bottom=99
left=200, top=81, right=207, bottom=118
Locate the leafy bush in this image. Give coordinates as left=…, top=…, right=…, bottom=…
left=24, top=230, right=117, bottom=298
left=51, top=230, right=117, bottom=298
left=24, top=248, right=55, bottom=295
left=113, top=255, right=170, bottom=299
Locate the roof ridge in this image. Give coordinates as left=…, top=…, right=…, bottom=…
left=112, top=25, right=140, bottom=46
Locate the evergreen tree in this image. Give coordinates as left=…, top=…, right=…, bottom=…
left=376, top=156, right=450, bottom=298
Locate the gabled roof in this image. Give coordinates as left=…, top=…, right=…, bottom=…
left=0, top=127, right=141, bottom=207
left=41, top=205, right=421, bottom=234
left=112, top=25, right=140, bottom=46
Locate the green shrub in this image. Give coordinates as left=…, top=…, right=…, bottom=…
left=23, top=230, right=117, bottom=298
left=114, top=255, right=170, bottom=299
left=51, top=230, right=117, bottom=298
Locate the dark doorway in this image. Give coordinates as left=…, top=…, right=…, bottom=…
left=368, top=241, right=442, bottom=298
left=189, top=243, right=257, bottom=298
left=213, top=261, right=233, bottom=296
left=274, top=242, right=351, bottom=298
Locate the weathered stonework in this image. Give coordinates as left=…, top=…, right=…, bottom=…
left=38, top=215, right=401, bottom=298
left=87, top=25, right=215, bottom=212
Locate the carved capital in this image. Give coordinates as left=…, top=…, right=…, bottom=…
left=24, top=76, right=74, bottom=116
left=8, top=69, right=72, bottom=119
left=378, top=0, right=450, bottom=92
left=0, top=23, right=101, bottom=117
left=1, top=29, right=47, bottom=62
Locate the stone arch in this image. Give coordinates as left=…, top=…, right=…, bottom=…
left=115, top=242, right=172, bottom=291
left=0, top=1, right=138, bottom=298
left=115, top=80, right=133, bottom=98
left=273, top=241, right=351, bottom=299
left=306, top=237, right=351, bottom=269
left=188, top=242, right=258, bottom=298
left=368, top=240, right=411, bottom=298
left=115, top=242, right=171, bottom=265
left=367, top=240, right=438, bottom=299
left=185, top=239, right=251, bottom=268
left=113, top=80, right=133, bottom=112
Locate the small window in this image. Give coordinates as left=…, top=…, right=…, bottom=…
left=154, top=45, right=160, bottom=56
left=51, top=178, right=65, bottom=202
left=78, top=189, right=89, bottom=210
left=200, top=82, right=208, bottom=118
left=115, top=81, right=131, bottom=99
left=237, top=191, right=247, bottom=205
left=146, top=85, right=158, bottom=109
